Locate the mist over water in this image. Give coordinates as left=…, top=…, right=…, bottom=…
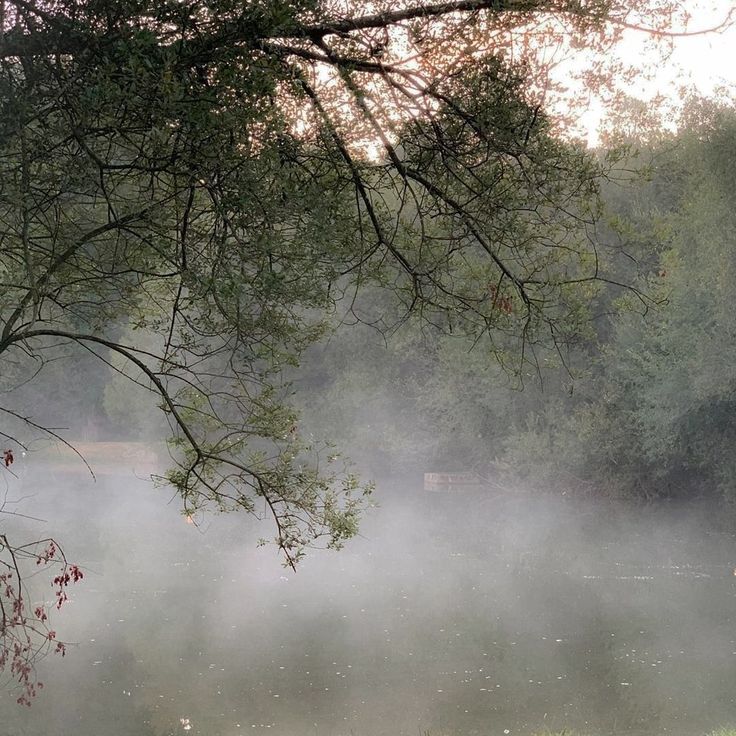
left=3, top=461, right=736, bottom=736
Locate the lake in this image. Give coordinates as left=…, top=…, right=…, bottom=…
left=2, top=470, right=736, bottom=736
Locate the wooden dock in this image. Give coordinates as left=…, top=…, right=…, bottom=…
left=423, top=472, right=484, bottom=493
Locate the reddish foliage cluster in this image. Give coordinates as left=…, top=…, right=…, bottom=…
left=35, top=540, right=56, bottom=566
left=2, top=449, right=13, bottom=468
left=1, top=539, right=82, bottom=705
left=488, top=284, right=513, bottom=315
left=52, top=565, right=84, bottom=610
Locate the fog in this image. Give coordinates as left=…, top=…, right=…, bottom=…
left=3, top=458, right=736, bottom=736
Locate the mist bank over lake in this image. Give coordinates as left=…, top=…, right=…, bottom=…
left=3, top=466, right=736, bottom=736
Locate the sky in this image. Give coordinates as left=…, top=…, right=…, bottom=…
left=576, top=0, right=736, bottom=145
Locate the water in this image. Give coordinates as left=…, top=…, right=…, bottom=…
left=3, top=470, right=736, bottom=736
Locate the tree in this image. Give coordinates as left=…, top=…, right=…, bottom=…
left=0, top=0, right=731, bottom=698
left=0, top=523, right=83, bottom=706
left=296, top=292, right=551, bottom=479
left=495, top=98, right=736, bottom=501
left=594, top=98, right=736, bottom=500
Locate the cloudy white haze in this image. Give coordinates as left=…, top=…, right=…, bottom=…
left=2, top=457, right=736, bottom=736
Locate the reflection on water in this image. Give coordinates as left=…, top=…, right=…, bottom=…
left=3, top=471, right=736, bottom=736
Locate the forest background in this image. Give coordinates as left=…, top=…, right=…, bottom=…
left=38, top=96, right=736, bottom=504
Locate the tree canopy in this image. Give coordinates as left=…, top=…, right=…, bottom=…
left=308, top=98, right=736, bottom=505
left=0, top=0, right=724, bottom=561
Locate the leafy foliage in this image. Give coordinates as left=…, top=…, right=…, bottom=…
left=501, top=99, right=736, bottom=500
left=298, top=99, right=736, bottom=504
left=0, top=0, right=646, bottom=565
left=0, top=529, right=82, bottom=705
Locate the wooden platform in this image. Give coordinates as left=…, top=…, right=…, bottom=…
left=424, top=472, right=484, bottom=493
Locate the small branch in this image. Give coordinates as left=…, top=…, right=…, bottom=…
left=0, top=406, right=96, bottom=481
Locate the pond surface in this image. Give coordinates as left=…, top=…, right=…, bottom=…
left=3, top=471, right=736, bottom=736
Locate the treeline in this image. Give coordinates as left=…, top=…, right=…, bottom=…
left=298, top=99, right=736, bottom=502
left=9, top=100, right=736, bottom=503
